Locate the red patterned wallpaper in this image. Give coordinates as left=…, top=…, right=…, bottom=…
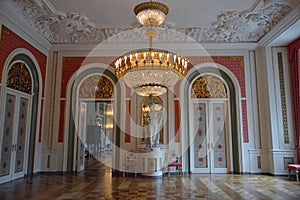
left=174, top=100, right=180, bottom=143
left=241, top=100, right=249, bottom=143
left=58, top=100, right=65, bottom=142
left=0, top=26, right=47, bottom=96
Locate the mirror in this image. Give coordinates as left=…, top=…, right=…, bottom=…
left=141, top=96, right=165, bottom=146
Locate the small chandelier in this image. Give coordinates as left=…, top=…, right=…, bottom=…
left=115, top=0, right=188, bottom=96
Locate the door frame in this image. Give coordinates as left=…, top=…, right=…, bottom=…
left=180, top=63, right=243, bottom=174
left=0, top=50, right=42, bottom=183
left=0, top=48, right=43, bottom=183
left=63, top=64, right=122, bottom=173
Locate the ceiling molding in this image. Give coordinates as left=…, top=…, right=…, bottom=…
left=3, top=0, right=300, bottom=45
left=258, top=3, right=300, bottom=47
left=50, top=42, right=258, bottom=53
left=0, top=1, right=51, bottom=54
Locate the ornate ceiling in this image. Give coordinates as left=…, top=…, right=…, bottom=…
left=2, top=0, right=300, bottom=44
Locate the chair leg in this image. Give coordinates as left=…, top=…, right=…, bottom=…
left=168, top=166, right=170, bottom=177
left=296, top=170, right=299, bottom=183
left=288, top=168, right=291, bottom=180
left=179, top=167, right=182, bottom=176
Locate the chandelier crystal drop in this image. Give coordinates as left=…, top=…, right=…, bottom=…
left=115, top=0, right=188, bottom=96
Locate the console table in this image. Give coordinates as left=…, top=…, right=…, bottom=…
left=132, top=148, right=165, bottom=177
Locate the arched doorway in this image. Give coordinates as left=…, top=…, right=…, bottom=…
left=64, top=64, right=121, bottom=173
left=181, top=64, right=242, bottom=174
left=0, top=52, right=41, bottom=183
left=189, top=74, right=231, bottom=173
left=76, top=74, right=115, bottom=171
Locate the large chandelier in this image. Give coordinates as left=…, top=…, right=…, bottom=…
left=115, top=0, right=188, bottom=96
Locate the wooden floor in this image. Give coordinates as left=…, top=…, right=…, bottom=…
left=0, top=157, right=299, bottom=200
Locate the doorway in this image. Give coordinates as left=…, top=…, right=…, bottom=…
left=74, top=74, right=115, bottom=172
left=190, top=99, right=230, bottom=173
left=189, top=74, right=232, bottom=173
left=0, top=60, right=35, bottom=183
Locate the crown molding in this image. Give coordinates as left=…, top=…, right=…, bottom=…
left=4, top=0, right=299, bottom=45
left=0, top=1, right=51, bottom=54
left=258, top=3, right=300, bottom=47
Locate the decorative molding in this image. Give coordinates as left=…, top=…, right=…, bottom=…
left=191, top=75, right=227, bottom=99
left=79, top=75, right=114, bottom=99
left=3, top=0, right=299, bottom=44
left=7, top=63, right=32, bottom=94
left=0, top=1, right=51, bottom=53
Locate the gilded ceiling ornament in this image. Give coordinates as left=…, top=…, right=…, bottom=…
left=191, top=75, right=227, bottom=98
left=79, top=75, right=114, bottom=99
left=6, top=63, right=32, bottom=94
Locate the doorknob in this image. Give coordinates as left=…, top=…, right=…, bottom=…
left=11, top=144, right=15, bottom=152
left=11, top=144, right=17, bottom=151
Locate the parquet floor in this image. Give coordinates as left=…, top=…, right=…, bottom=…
left=0, top=157, right=299, bottom=200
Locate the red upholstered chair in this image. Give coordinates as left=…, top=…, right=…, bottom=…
left=287, top=164, right=300, bottom=183
left=123, top=152, right=137, bottom=177
left=168, top=161, right=182, bottom=177
left=166, top=150, right=182, bottom=177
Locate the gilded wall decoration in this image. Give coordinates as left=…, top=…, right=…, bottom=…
left=191, top=75, right=227, bottom=98
left=79, top=75, right=113, bottom=99
left=6, top=63, right=32, bottom=94
left=277, top=52, right=289, bottom=144
left=230, top=56, right=244, bottom=70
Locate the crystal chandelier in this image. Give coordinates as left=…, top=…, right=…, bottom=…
left=115, top=0, right=188, bottom=96
left=134, top=1, right=169, bottom=27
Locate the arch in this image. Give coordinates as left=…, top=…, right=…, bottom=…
left=63, top=63, right=122, bottom=173
left=191, top=74, right=228, bottom=98
left=180, top=62, right=242, bottom=173
left=1, top=48, right=43, bottom=175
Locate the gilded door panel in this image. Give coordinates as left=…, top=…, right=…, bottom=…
left=0, top=94, right=16, bottom=176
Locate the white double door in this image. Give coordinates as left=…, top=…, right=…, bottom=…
left=190, top=99, right=230, bottom=173
left=0, top=90, right=31, bottom=183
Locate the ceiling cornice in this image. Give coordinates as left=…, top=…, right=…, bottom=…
left=3, top=0, right=300, bottom=45
left=258, top=3, right=300, bottom=47
left=0, top=0, right=51, bottom=54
